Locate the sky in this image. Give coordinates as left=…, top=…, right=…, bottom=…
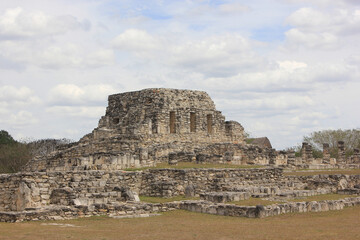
left=0, top=0, right=359, bottom=150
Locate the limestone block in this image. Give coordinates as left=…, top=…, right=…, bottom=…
left=338, top=179, right=348, bottom=190
left=15, top=182, right=34, bottom=211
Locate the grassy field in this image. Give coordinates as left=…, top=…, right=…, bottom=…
left=284, top=168, right=360, bottom=176
left=124, top=162, right=264, bottom=171
left=0, top=207, right=359, bottom=240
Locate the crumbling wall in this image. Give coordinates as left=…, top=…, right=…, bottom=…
left=193, top=143, right=279, bottom=165
left=0, top=171, right=143, bottom=212
left=286, top=174, right=360, bottom=192
left=1, top=168, right=282, bottom=211
left=140, top=168, right=284, bottom=197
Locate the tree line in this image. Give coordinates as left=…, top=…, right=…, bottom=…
left=0, top=130, right=72, bottom=173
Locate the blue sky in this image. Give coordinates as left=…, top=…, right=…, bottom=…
left=0, top=0, right=359, bottom=149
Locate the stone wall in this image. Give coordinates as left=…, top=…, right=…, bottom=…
left=140, top=168, right=283, bottom=197
left=0, top=168, right=282, bottom=211
left=286, top=174, right=360, bottom=192
left=179, top=197, right=360, bottom=218
left=0, top=171, right=142, bottom=212
left=2, top=168, right=360, bottom=222
left=6, top=169, right=358, bottom=213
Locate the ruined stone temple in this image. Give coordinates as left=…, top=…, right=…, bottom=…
left=23, top=88, right=278, bottom=172
left=1, top=88, right=359, bottom=222
left=22, top=88, right=360, bottom=172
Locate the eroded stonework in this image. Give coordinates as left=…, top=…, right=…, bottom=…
left=24, top=88, right=248, bottom=172
left=22, top=88, right=360, bottom=172
left=1, top=88, right=360, bottom=222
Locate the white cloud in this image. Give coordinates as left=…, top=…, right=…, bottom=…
left=112, top=29, right=160, bottom=52
left=0, top=85, right=40, bottom=106
left=277, top=61, right=307, bottom=72
left=169, top=34, right=270, bottom=77
left=86, top=49, right=115, bottom=67
left=284, top=7, right=360, bottom=50
left=281, top=0, right=360, bottom=7
left=48, top=84, right=118, bottom=106
left=0, top=41, right=115, bottom=69
left=218, top=3, right=250, bottom=14
left=0, top=110, right=38, bottom=126
left=46, top=106, right=105, bottom=118
left=285, top=28, right=338, bottom=50
left=219, top=94, right=314, bottom=111
left=286, top=7, right=332, bottom=30
left=112, top=30, right=270, bottom=77
left=0, top=7, right=89, bottom=40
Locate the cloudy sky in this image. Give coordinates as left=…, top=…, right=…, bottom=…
left=0, top=0, right=359, bottom=149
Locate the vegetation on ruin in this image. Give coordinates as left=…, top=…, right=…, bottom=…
left=0, top=207, right=359, bottom=240
left=0, top=130, right=73, bottom=173
left=124, top=162, right=265, bottom=171
left=289, top=128, right=360, bottom=158
left=0, top=130, right=32, bottom=173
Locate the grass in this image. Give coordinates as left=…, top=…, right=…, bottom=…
left=284, top=168, right=360, bottom=176
left=124, top=162, right=264, bottom=171
left=0, top=207, right=359, bottom=240
left=139, top=195, right=200, bottom=203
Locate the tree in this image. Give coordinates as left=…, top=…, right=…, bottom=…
left=0, top=142, right=32, bottom=173
left=303, top=129, right=360, bottom=158
left=26, top=138, right=73, bottom=157
left=0, top=130, right=74, bottom=173
left=0, top=130, right=15, bottom=144
left=0, top=130, right=31, bottom=173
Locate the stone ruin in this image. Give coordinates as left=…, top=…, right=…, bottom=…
left=21, top=88, right=360, bottom=172
left=0, top=88, right=359, bottom=222
left=23, top=88, right=248, bottom=172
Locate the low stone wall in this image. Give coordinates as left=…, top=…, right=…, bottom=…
left=140, top=168, right=283, bottom=197
left=0, top=168, right=282, bottom=212
left=337, top=188, right=360, bottom=195
left=200, top=192, right=250, bottom=203
left=2, top=168, right=360, bottom=222
left=179, top=197, right=360, bottom=218
left=0, top=171, right=142, bottom=211
left=0, top=202, right=178, bottom=222
left=286, top=174, right=360, bottom=192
